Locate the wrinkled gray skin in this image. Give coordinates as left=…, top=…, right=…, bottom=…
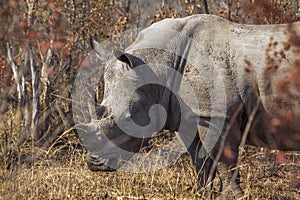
left=84, top=15, right=300, bottom=197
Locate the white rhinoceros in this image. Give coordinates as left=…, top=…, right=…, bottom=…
left=77, top=14, right=300, bottom=197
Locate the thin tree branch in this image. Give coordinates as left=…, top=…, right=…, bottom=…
left=231, top=98, right=261, bottom=185
left=203, top=0, right=209, bottom=14
left=29, top=49, right=41, bottom=141
left=7, top=44, right=22, bottom=101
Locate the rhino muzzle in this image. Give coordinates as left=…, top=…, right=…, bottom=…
left=86, top=153, right=116, bottom=172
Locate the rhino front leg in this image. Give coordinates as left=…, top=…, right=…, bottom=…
left=177, top=124, right=217, bottom=199
left=217, top=162, right=243, bottom=198
left=186, top=131, right=216, bottom=189
left=176, top=126, right=215, bottom=197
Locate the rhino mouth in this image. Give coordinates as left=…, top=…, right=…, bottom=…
left=86, top=153, right=116, bottom=172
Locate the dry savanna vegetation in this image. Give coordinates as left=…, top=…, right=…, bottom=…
left=0, top=0, right=300, bottom=199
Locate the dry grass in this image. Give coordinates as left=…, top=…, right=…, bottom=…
left=239, top=146, right=300, bottom=200
left=0, top=135, right=299, bottom=200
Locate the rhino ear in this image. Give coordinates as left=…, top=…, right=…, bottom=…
left=114, top=50, right=132, bottom=66
left=114, top=50, right=144, bottom=69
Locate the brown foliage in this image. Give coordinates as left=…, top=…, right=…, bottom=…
left=260, top=22, right=300, bottom=137
left=240, top=0, right=299, bottom=24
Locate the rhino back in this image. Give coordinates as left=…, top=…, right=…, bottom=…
left=126, top=14, right=298, bottom=125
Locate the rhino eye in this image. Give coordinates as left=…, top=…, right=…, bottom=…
left=96, top=105, right=107, bottom=118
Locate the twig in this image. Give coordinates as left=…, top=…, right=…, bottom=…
left=55, top=101, right=71, bottom=128
left=26, top=0, right=37, bottom=26
left=203, top=0, right=209, bottom=14
left=231, top=98, right=261, bottom=184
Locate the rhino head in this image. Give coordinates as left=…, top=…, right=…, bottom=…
left=78, top=50, right=173, bottom=171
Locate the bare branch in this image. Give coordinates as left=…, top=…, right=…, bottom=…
left=25, top=0, right=37, bottom=26
left=7, top=43, right=22, bottom=101
left=55, top=102, right=71, bottom=128
left=203, top=0, right=209, bottom=14
left=231, top=98, right=261, bottom=186
left=29, top=49, right=41, bottom=141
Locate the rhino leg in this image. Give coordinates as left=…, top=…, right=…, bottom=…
left=183, top=126, right=217, bottom=198
left=186, top=131, right=216, bottom=187
left=178, top=117, right=243, bottom=197
left=216, top=121, right=244, bottom=198
left=217, top=162, right=243, bottom=198
left=192, top=119, right=244, bottom=198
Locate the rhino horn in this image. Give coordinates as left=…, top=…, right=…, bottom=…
left=114, top=50, right=144, bottom=69
left=90, top=37, right=111, bottom=61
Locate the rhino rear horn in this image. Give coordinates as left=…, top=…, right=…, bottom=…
left=114, top=50, right=144, bottom=69
left=90, top=37, right=110, bottom=61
